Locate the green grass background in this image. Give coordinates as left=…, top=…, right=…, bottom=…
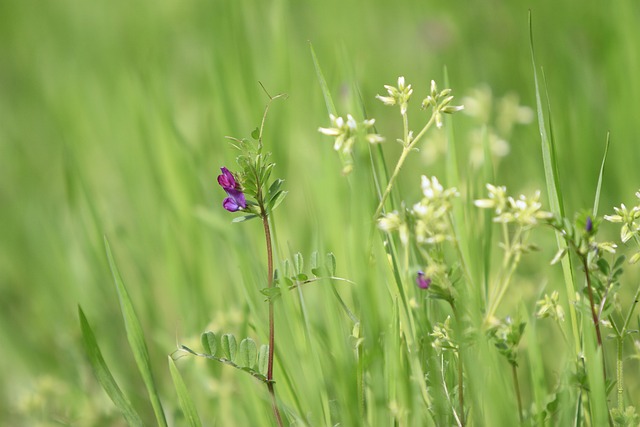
left=2, top=0, right=640, bottom=425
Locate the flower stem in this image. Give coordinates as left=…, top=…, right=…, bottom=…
left=581, top=256, right=603, bottom=348
left=261, top=211, right=284, bottom=427
left=458, top=349, right=465, bottom=427
left=617, top=335, right=623, bottom=413
left=580, top=255, right=608, bottom=389
left=373, top=112, right=437, bottom=218
left=451, top=302, right=465, bottom=427
left=512, top=364, right=523, bottom=424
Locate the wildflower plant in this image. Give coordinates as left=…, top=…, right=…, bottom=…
left=178, top=87, right=357, bottom=427
left=474, top=184, right=553, bottom=321
left=67, top=19, right=640, bottom=427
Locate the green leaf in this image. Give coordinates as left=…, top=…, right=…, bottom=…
left=592, top=133, right=610, bottom=217
left=259, top=286, right=282, bottom=301
left=282, top=259, right=291, bottom=278
left=257, top=345, right=269, bottom=376
left=267, top=179, right=284, bottom=200
left=267, top=190, right=288, bottom=213
left=221, top=334, right=237, bottom=362
left=201, top=331, right=217, bottom=356
left=232, top=214, right=259, bottom=223
left=78, top=306, right=144, bottom=427
left=529, top=13, right=579, bottom=358
left=104, top=237, right=168, bottom=427
left=237, top=338, right=257, bottom=368
left=294, top=252, right=304, bottom=275
left=311, top=267, right=328, bottom=277
left=251, top=126, right=260, bottom=140
left=296, top=273, right=308, bottom=282
left=260, top=162, right=275, bottom=188
left=310, top=251, right=319, bottom=270
left=168, top=357, right=203, bottom=427
left=326, top=252, right=336, bottom=276
left=613, top=255, right=626, bottom=270
left=596, top=258, right=609, bottom=276
left=309, top=42, right=337, bottom=116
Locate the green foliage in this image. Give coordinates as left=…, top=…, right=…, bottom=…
left=104, top=238, right=168, bottom=427
left=168, top=357, right=203, bottom=427
left=78, top=307, right=144, bottom=427
left=4, top=1, right=640, bottom=426
left=179, top=332, right=270, bottom=383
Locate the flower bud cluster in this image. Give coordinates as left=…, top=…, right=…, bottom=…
left=474, top=184, right=553, bottom=226
left=605, top=190, right=640, bottom=263
left=378, top=176, right=459, bottom=245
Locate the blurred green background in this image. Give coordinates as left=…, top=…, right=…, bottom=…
left=2, top=0, right=639, bottom=425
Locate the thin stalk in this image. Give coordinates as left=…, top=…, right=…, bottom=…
left=617, top=335, right=623, bottom=413
left=451, top=303, right=465, bottom=427
left=440, top=354, right=462, bottom=427
left=486, top=226, right=525, bottom=321
left=580, top=256, right=603, bottom=348
left=512, top=364, right=523, bottom=424
left=615, top=282, right=640, bottom=413
left=458, top=350, right=465, bottom=427
left=373, top=113, right=437, bottom=218
left=261, top=211, right=284, bottom=427
left=580, top=255, right=608, bottom=392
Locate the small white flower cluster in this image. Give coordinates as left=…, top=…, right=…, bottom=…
left=604, top=190, right=640, bottom=263
left=376, top=76, right=413, bottom=116
left=376, top=77, right=463, bottom=126
left=318, top=114, right=383, bottom=154
left=474, top=184, right=553, bottom=226
left=535, top=291, right=565, bottom=322
left=430, top=316, right=457, bottom=352
left=604, top=202, right=640, bottom=243
left=378, top=176, right=458, bottom=245
left=421, top=80, right=464, bottom=128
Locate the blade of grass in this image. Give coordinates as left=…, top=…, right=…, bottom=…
left=529, top=11, right=580, bottom=358
left=582, top=314, right=609, bottom=427
left=592, top=132, right=610, bottom=217
left=168, top=356, right=203, bottom=427
left=78, top=306, right=144, bottom=427
left=481, top=125, right=494, bottom=308
left=104, top=236, right=168, bottom=427
left=310, top=42, right=337, bottom=117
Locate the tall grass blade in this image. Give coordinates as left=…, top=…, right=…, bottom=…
left=104, top=236, right=168, bottom=427
left=529, top=12, right=580, bottom=357
left=168, top=356, right=203, bottom=427
left=592, top=132, right=610, bottom=217
left=78, top=306, right=144, bottom=427
left=309, top=43, right=337, bottom=116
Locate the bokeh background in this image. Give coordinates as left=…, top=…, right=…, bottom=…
left=2, top=0, right=639, bottom=424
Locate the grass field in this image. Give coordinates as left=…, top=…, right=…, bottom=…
left=2, top=1, right=640, bottom=425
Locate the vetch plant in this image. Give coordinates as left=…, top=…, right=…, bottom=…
left=179, top=88, right=289, bottom=427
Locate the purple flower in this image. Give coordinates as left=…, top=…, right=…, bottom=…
left=416, top=270, right=431, bottom=289
left=585, top=216, right=593, bottom=233
left=217, top=167, right=246, bottom=212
